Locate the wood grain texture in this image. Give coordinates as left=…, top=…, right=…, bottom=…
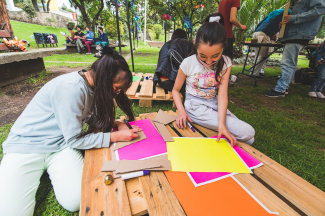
left=234, top=174, right=299, bottom=216
left=80, top=148, right=132, bottom=216
left=139, top=171, right=186, bottom=216
left=0, top=30, right=11, bottom=38
left=237, top=142, right=325, bottom=216
left=139, top=80, right=153, bottom=97
left=125, top=178, right=148, bottom=216
left=126, top=81, right=140, bottom=96
left=155, top=85, right=166, bottom=98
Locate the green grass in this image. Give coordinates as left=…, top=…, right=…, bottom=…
left=128, top=45, right=160, bottom=65
left=270, top=54, right=309, bottom=68
left=11, top=20, right=73, bottom=49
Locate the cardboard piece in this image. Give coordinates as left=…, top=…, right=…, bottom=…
left=115, top=160, right=163, bottom=174
left=132, top=76, right=142, bottom=82
left=101, top=160, right=171, bottom=173
left=167, top=138, right=251, bottom=173
left=188, top=135, right=263, bottom=187
left=279, top=2, right=290, bottom=38
left=153, top=122, right=174, bottom=142
left=116, top=119, right=167, bottom=160
left=153, top=109, right=177, bottom=125
left=112, top=130, right=147, bottom=151
left=164, top=171, right=278, bottom=216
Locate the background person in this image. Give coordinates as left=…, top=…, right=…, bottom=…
left=308, top=42, right=325, bottom=98
left=0, top=47, right=140, bottom=215
left=252, top=8, right=291, bottom=77
left=82, top=27, right=94, bottom=55
left=154, top=29, right=193, bottom=93
left=218, top=0, right=247, bottom=60
left=96, top=27, right=109, bottom=47
left=65, top=27, right=75, bottom=50
left=266, top=0, right=325, bottom=98
left=73, top=25, right=86, bottom=54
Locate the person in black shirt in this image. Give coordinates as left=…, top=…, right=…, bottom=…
left=72, top=26, right=86, bottom=54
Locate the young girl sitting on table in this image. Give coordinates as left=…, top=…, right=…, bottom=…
left=0, top=46, right=141, bottom=215
left=172, top=14, right=255, bottom=147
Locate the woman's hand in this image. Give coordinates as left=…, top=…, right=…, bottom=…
left=176, top=111, right=193, bottom=129
left=111, top=128, right=141, bottom=142
left=217, top=124, right=236, bottom=147
left=317, top=60, right=324, bottom=65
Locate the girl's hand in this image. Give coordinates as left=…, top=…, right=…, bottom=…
left=317, top=60, right=324, bottom=65
left=111, top=128, right=140, bottom=142
left=176, top=111, right=193, bottom=129
left=217, top=124, right=237, bottom=147
left=117, top=123, right=141, bottom=131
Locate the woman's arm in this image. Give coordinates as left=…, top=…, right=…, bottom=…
left=217, top=67, right=237, bottom=146
left=172, top=68, right=193, bottom=128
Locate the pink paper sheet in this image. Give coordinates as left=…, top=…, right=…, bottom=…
left=188, top=135, right=263, bottom=187
left=116, top=119, right=167, bottom=160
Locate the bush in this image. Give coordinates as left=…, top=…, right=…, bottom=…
left=153, top=24, right=163, bottom=39
left=22, top=0, right=37, bottom=20
left=67, top=22, right=75, bottom=29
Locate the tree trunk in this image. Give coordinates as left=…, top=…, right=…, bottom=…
left=47, top=0, right=51, bottom=12
left=0, top=0, right=14, bottom=38
left=41, top=0, right=46, bottom=12
left=32, top=0, right=40, bottom=11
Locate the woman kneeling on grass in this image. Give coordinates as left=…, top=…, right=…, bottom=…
left=172, top=16, right=255, bottom=147
left=0, top=47, right=141, bottom=215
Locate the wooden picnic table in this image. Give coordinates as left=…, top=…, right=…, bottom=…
left=80, top=111, right=325, bottom=216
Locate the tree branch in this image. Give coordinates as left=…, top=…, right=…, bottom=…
left=91, top=0, right=104, bottom=31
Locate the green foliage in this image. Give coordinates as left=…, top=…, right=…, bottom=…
left=22, top=0, right=37, bottom=20
left=61, top=4, right=74, bottom=13
left=99, top=9, right=124, bottom=40
left=67, top=22, right=75, bottom=29
left=45, top=17, right=58, bottom=28
left=25, top=71, right=51, bottom=85
left=153, top=24, right=163, bottom=39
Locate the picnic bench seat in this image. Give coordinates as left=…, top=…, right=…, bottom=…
left=127, top=73, right=183, bottom=108
left=63, top=43, right=127, bottom=53
left=80, top=110, right=325, bottom=216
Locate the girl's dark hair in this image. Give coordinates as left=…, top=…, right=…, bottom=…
left=79, top=49, right=134, bottom=137
left=171, top=29, right=187, bottom=40
left=98, top=27, right=103, bottom=31
left=76, top=25, right=82, bottom=30
left=203, top=12, right=225, bottom=26
left=68, top=27, right=72, bottom=30
left=195, top=20, right=228, bottom=83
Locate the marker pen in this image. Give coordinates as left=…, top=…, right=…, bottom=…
left=121, top=170, right=150, bottom=180
left=187, top=121, right=195, bottom=132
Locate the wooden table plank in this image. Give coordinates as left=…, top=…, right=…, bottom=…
left=139, top=172, right=186, bottom=216
left=155, top=85, right=166, bottom=99
left=80, top=148, right=132, bottom=216
left=139, top=80, right=153, bottom=97
left=237, top=143, right=325, bottom=216
left=234, top=174, right=300, bottom=216
left=126, top=81, right=141, bottom=96
left=125, top=178, right=148, bottom=216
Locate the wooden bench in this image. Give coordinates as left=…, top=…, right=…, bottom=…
left=63, top=43, right=127, bottom=53
left=80, top=110, right=325, bottom=216
left=126, top=73, right=183, bottom=108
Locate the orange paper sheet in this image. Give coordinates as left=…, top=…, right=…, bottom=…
left=165, top=171, right=276, bottom=216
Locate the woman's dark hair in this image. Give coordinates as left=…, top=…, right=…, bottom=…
left=79, top=47, right=134, bottom=137
left=195, top=21, right=228, bottom=82
left=98, top=27, right=103, bottom=31
left=171, top=29, right=187, bottom=40
left=203, top=12, right=225, bottom=26
left=68, top=27, right=72, bottom=30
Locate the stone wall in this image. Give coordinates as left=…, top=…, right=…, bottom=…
left=8, top=11, right=76, bottom=28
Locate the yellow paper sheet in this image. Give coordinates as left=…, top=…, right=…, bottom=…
left=167, top=138, right=251, bottom=173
